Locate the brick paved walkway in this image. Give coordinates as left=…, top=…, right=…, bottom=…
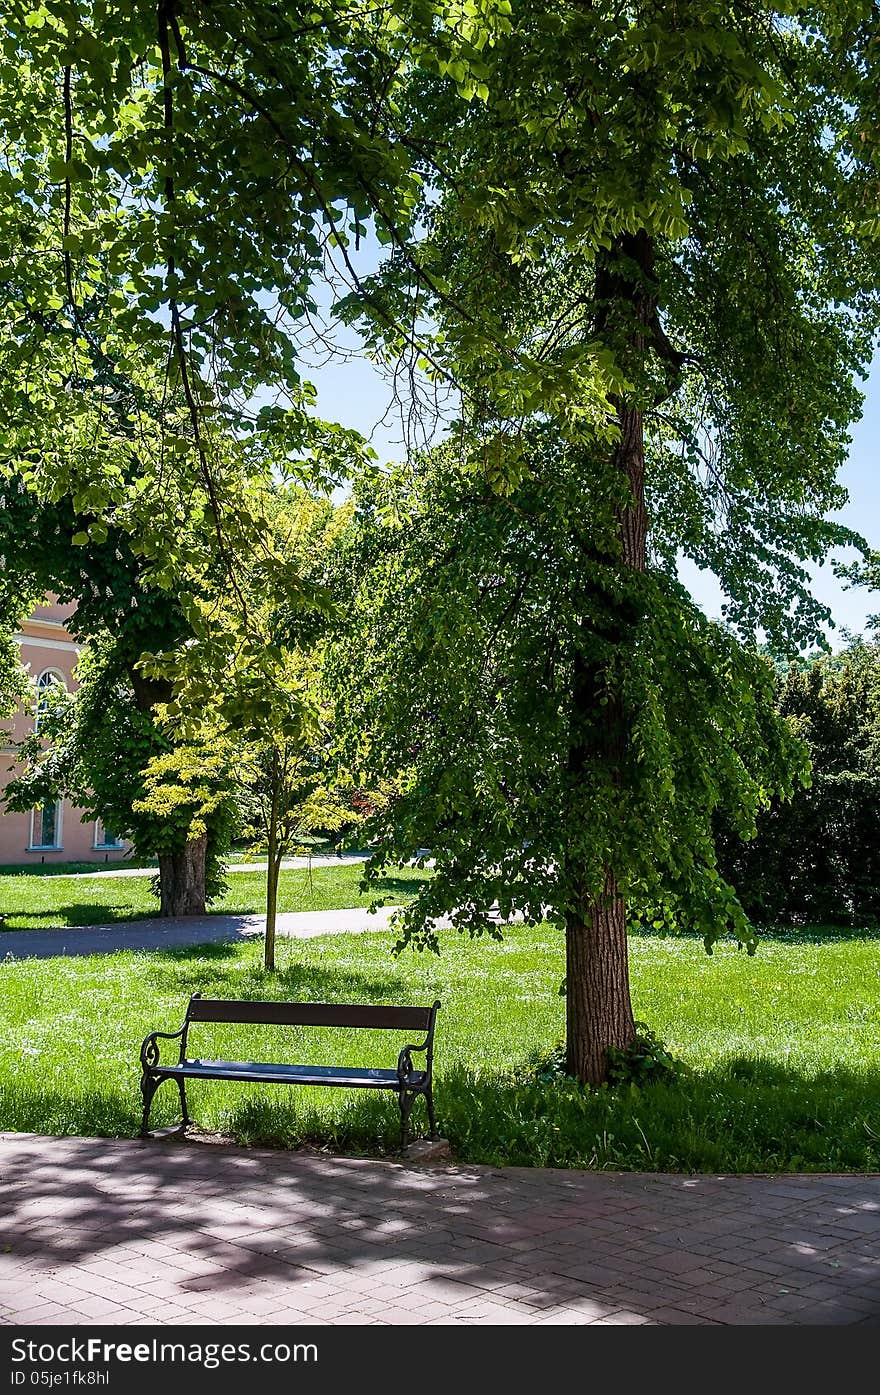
left=1, top=1134, right=878, bottom=1326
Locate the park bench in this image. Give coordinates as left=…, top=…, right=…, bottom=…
left=139, top=993, right=441, bottom=1151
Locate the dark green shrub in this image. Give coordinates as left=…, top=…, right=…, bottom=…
left=716, top=641, right=880, bottom=926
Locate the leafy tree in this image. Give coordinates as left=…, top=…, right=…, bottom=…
left=4, top=635, right=236, bottom=908
left=0, top=485, right=233, bottom=911
left=0, top=636, right=27, bottom=725
left=333, top=3, right=880, bottom=1084
left=3, top=1, right=880, bottom=1088
left=235, top=735, right=353, bottom=971
left=0, top=3, right=501, bottom=914
left=137, top=484, right=354, bottom=968
left=0, top=0, right=505, bottom=592
left=0, top=578, right=35, bottom=721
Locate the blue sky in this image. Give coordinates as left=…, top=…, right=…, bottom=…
left=309, top=342, right=879, bottom=648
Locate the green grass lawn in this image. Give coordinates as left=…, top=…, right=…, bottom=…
left=0, top=863, right=426, bottom=930
left=1, top=922, right=878, bottom=1172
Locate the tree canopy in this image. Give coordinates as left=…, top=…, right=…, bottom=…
left=331, top=2, right=880, bottom=1081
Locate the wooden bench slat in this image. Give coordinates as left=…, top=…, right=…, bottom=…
left=185, top=999, right=435, bottom=1030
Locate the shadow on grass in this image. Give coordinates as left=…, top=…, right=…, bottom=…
left=0, top=862, right=154, bottom=878
left=140, top=942, right=414, bottom=1007
left=175, top=1055, right=880, bottom=1174
left=0, top=902, right=157, bottom=931
left=438, top=1059, right=880, bottom=1174
left=0, top=873, right=427, bottom=933
left=4, top=1053, right=880, bottom=1173
left=370, top=874, right=431, bottom=897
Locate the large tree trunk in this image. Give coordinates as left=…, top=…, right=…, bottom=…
left=158, top=834, right=208, bottom=916
left=158, top=846, right=208, bottom=917
left=565, top=625, right=639, bottom=1081
left=566, top=872, right=635, bottom=1083
left=565, top=232, right=654, bottom=1084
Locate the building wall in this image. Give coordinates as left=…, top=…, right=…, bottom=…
left=0, top=601, right=132, bottom=865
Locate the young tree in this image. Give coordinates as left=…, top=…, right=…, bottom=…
left=138, top=484, right=351, bottom=969
left=334, top=4, right=880, bottom=1083
left=237, top=726, right=356, bottom=972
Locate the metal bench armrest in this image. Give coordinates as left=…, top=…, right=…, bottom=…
left=140, top=1025, right=187, bottom=1072
left=396, top=1035, right=433, bottom=1083
left=396, top=1001, right=440, bottom=1084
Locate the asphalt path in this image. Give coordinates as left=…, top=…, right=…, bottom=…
left=0, top=904, right=406, bottom=960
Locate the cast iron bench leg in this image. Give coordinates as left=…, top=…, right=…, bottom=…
left=399, top=1089, right=416, bottom=1151
left=426, top=1085, right=438, bottom=1140
left=177, top=1078, right=190, bottom=1128
left=140, top=1073, right=159, bottom=1138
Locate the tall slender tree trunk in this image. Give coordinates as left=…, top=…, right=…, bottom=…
left=158, top=834, right=207, bottom=916
left=565, top=231, right=653, bottom=1084
left=264, top=751, right=280, bottom=972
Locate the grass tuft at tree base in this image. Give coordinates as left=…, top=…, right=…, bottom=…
left=535, top=1021, right=682, bottom=1088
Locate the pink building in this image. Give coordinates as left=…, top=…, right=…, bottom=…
left=0, top=600, right=131, bottom=865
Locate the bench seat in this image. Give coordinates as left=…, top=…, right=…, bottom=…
left=158, top=1060, right=427, bottom=1089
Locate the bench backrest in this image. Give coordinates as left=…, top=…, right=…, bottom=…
left=185, top=995, right=440, bottom=1033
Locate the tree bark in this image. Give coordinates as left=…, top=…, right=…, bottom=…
left=566, top=871, right=635, bottom=1083
left=565, top=624, right=637, bottom=1081
left=158, top=850, right=207, bottom=918
left=564, top=231, right=653, bottom=1083
left=158, top=833, right=208, bottom=916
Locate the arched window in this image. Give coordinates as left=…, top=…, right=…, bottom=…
left=34, top=668, right=66, bottom=733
